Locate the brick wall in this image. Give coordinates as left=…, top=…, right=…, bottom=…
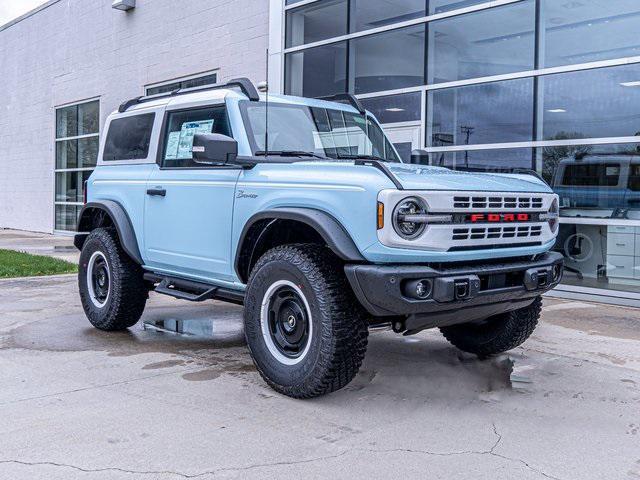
left=0, top=0, right=269, bottom=233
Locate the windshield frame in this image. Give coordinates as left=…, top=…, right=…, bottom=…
left=238, top=100, right=401, bottom=163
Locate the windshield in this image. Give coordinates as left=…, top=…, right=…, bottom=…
left=239, top=101, right=401, bottom=162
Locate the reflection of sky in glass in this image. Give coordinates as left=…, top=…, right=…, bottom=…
left=543, top=0, right=640, bottom=67
left=429, top=78, right=534, bottom=146
left=428, top=1, right=535, bottom=84
left=542, top=64, right=640, bottom=140
left=431, top=148, right=533, bottom=171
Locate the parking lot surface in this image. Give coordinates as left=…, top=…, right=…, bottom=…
left=0, top=274, right=639, bottom=479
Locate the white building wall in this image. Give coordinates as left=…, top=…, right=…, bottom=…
left=0, top=0, right=270, bottom=233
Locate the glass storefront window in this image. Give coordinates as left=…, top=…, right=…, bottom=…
left=285, top=41, right=347, bottom=98
left=360, top=92, right=422, bottom=124
left=350, top=24, right=426, bottom=94
left=285, top=0, right=348, bottom=48
left=55, top=100, right=99, bottom=231
left=350, top=0, right=426, bottom=32
left=428, top=147, right=533, bottom=171
left=427, top=0, right=535, bottom=84
left=541, top=143, right=640, bottom=295
left=541, top=0, right=640, bottom=68
left=146, top=73, right=218, bottom=96
left=56, top=105, right=78, bottom=138
left=542, top=143, right=640, bottom=218
left=541, top=63, right=640, bottom=141
left=427, top=78, right=534, bottom=147
left=55, top=205, right=80, bottom=233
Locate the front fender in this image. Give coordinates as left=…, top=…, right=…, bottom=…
left=235, top=207, right=366, bottom=282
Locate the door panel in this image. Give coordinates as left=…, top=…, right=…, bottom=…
left=144, top=166, right=241, bottom=282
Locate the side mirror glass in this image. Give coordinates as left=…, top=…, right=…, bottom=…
left=410, top=149, right=429, bottom=165
left=192, top=133, right=238, bottom=165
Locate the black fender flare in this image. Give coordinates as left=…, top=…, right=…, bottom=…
left=74, top=201, right=143, bottom=265
left=235, top=208, right=366, bottom=282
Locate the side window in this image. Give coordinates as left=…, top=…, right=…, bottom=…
left=161, top=106, right=231, bottom=168
left=103, top=113, right=155, bottom=161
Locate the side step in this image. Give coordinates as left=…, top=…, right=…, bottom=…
left=143, top=273, right=244, bottom=305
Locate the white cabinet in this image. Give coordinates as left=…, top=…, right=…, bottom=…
left=607, top=232, right=635, bottom=256
left=606, top=227, right=640, bottom=281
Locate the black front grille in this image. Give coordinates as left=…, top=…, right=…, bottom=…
left=453, top=195, right=543, bottom=210
left=448, top=242, right=542, bottom=252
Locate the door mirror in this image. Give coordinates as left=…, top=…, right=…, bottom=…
left=192, top=133, right=238, bottom=165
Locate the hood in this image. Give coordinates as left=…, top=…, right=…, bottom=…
left=386, top=163, right=552, bottom=193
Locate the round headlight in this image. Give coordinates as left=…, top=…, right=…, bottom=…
left=393, top=197, right=427, bottom=240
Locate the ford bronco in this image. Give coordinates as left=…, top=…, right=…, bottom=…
left=75, top=78, right=563, bottom=398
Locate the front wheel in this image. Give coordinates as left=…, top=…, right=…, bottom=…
left=440, top=297, right=542, bottom=356
left=79, top=228, right=148, bottom=331
left=243, top=244, right=369, bottom=399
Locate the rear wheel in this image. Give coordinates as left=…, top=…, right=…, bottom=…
left=440, top=297, right=542, bottom=356
left=79, top=228, right=148, bottom=331
left=243, top=244, right=369, bottom=399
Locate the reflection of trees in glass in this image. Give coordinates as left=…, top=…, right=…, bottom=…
left=542, top=132, right=592, bottom=183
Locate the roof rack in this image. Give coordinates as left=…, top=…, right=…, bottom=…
left=118, top=77, right=260, bottom=113
left=318, top=93, right=366, bottom=115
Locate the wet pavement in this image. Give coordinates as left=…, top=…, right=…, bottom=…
left=0, top=274, right=639, bottom=479
left=0, top=229, right=78, bottom=264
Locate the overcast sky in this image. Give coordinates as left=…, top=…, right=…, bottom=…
left=0, top=0, right=49, bottom=26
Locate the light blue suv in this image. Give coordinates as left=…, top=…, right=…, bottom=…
left=75, top=78, right=563, bottom=398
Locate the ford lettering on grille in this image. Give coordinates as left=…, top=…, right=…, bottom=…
left=469, top=213, right=531, bottom=223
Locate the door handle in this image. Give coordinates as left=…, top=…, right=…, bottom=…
left=147, top=188, right=166, bottom=197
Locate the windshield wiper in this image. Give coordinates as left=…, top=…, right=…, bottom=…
left=254, top=150, right=325, bottom=158
left=337, top=153, right=389, bottom=162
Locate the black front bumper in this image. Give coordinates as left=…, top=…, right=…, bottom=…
left=345, top=251, right=564, bottom=334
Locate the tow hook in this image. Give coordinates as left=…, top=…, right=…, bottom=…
left=524, top=266, right=558, bottom=291
left=433, top=275, right=481, bottom=303
left=454, top=280, right=470, bottom=300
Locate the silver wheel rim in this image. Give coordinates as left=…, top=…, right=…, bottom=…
left=260, top=280, right=313, bottom=366
left=87, top=251, right=110, bottom=308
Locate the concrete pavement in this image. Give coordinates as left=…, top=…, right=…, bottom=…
left=0, top=229, right=78, bottom=263
left=0, top=273, right=639, bottom=479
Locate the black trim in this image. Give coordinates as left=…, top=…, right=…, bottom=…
left=119, top=77, right=259, bottom=113
left=318, top=93, right=366, bottom=114
left=143, top=273, right=244, bottom=305
left=235, top=208, right=365, bottom=282
left=354, top=159, right=404, bottom=189
left=447, top=242, right=543, bottom=252
left=75, top=201, right=143, bottom=265
left=344, top=251, right=564, bottom=322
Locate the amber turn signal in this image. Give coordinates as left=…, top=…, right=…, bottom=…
left=377, top=202, right=384, bottom=230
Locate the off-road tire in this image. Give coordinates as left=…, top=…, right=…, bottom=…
left=439, top=297, right=542, bottom=356
left=79, top=228, right=147, bottom=331
left=244, top=244, right=369, bottom=399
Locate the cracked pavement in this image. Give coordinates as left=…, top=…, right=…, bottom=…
left=0, top=274, right=639, bottom=479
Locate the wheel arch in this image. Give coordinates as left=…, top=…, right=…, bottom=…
left=74, top=201, right=143, bottom=265
left=235, top=208, right=365, bottom=284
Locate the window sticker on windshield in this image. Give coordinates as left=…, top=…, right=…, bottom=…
left=176, top=120, right=214, bottom=158
left=606, top=166, right=620, bottom=176
left=165, top=131, right=180, bottom=159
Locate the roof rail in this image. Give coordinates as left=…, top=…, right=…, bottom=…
left=318, top=93, right=366, bottom=115
left=118, top=77, right=260, bottom=113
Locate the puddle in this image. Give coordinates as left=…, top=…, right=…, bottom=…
left=3, top=304, right=247, bottom=357
left=143, top=317, right=233, bottom=339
